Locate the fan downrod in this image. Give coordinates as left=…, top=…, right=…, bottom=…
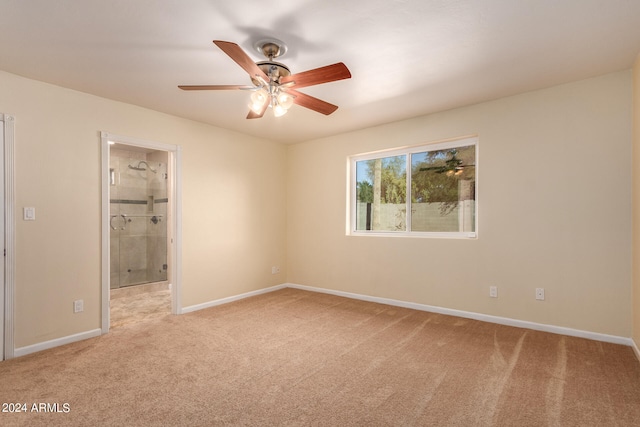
left=254, top=38, right=288, bottom=60
left=252, top=38, right=291, bottom=84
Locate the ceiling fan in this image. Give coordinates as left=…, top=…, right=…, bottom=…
left=419, top=149, right=475, bottom=176
left=178, top=39, right=352, bottom=119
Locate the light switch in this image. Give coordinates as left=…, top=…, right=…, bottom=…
left=23, top=207, right=36, bottom=221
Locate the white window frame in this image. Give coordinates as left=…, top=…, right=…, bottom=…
left=347, top=136, right=478, bottom=239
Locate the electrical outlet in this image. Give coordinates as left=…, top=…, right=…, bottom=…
left=73, top=299, right=83, bottom=313
left=489, top=286, right=498, bottom=298
left=535, top=288, right=545, bottom=301
left=271, top=266, right=280, bottom=274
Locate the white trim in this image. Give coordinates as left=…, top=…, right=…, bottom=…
left=100, top=137, right=110, bottom=333
left=14, top=329, right=102, bottom=358
left=632, top=339, right=640, bottom=362
left=180, top=284, right=287, bottom=314
left=9, top=282, right=637, bottom=357
left=285, top=283, right=634, bottom=347
left=348, top=230, right=477, bottom=239
left=0, top=114, right=4, bottom=361
left=179, top=281, right=633, bottom=348
left=100, top=132, right=182, bottom=334
left=2, top=115, right=15, bottom=360
left=171, top=147, right=183, bottom=315
left=348, top=136, right=478, bottom=162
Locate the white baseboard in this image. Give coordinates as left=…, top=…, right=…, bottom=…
left=284, top=283, right=634, bottom=347
left=180, top=284, right=287, bottom=314
left=10, top=283, right=635, bottom=359
left=10, top=285, right=289, bottom=358
left=14, top=328, right=102, bottom=358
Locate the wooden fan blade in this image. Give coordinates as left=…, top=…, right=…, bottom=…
left=280, top=63, right=351, bottom=89
left=287, top=89, right=339, bottom=115
left=246, top=101, right=269, bottom=119
left=178, top=85, right=254, bottom=90
left=213, top=40, right=269, bottom=82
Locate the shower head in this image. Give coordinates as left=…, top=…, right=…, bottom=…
left=128, top=161, right=157, bottom=173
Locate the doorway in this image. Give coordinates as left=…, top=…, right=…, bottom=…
left=101, top=132, right=182, bottom=333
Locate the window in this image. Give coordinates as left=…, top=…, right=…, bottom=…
left=349, top=137, right=477, bottom=238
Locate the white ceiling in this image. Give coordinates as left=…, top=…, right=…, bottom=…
left=1, top=0, right=640, bottom=144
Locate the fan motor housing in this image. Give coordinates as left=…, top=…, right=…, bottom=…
left=252, top=61, right=291, bottom=85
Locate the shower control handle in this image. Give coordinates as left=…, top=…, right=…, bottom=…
left=110, top=214, right=128, bottom=230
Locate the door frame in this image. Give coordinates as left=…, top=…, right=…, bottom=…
left=2, top=114, right=15, bottom=360
left=100, top=132, right=182, bottom=333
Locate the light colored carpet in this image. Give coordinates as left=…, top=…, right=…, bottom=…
left=1, top=288, right=639, bottom=426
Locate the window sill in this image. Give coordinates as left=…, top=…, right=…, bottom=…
left=347, top=231, right=477, bottom=239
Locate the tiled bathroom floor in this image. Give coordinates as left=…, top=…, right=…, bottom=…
left=110, top=282, right=171, bottom=329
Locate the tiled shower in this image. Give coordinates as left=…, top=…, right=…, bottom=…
left=110, top=147, right=168, bottom=289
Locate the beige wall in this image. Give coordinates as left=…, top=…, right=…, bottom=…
left=633, top=54, right=640, bottom=349
left=0, top=66, right=635, bottom=352
left=287, top=71, right=633, bottom=337
left=0, top=71, right=287, bottom=348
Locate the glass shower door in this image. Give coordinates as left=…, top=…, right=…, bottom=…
left=109, top=152, right=168, bottom=289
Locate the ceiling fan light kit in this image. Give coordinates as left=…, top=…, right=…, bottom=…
left=179, top=39, right=351, bottom=119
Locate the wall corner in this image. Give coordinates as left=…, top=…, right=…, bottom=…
left=632, top=52, right=640, bottom=350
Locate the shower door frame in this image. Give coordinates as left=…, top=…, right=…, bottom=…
left=100, top=132, right=182, bottom=333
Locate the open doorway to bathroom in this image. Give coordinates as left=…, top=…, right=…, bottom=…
left=109, top=145, right=170, bottom=327
left=101, top=132, right=182, bottom=333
